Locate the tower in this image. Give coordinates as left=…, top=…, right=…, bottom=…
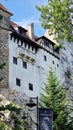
left=0, top=3, right=13, bottom=91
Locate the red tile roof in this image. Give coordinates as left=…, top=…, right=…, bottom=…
left=36, top=36, right=56, bottom=45
left=10, top=20, right=40, bottom=43
left=10, top=21, right=19, bottom=28
left=0, top=3, right=13, bottom=15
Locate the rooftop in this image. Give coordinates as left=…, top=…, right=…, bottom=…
left=0, top=3, right=13, bottom=15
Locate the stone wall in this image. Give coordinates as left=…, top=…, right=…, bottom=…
left=0, top=28, right=9, bottom=89
left=0, top=6, right=11, bottom=91
left=0, top=9, right=10, bottom=29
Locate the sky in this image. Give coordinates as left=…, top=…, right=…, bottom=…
left=0, top=0, right=48, bottom=36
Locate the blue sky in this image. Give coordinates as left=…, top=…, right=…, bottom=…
left=0, top=0, right=47, bottom=36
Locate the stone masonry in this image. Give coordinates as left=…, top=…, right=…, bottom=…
left=0, top=5, right=11, bottom=92
left=0, top=28, right=9, bottom=89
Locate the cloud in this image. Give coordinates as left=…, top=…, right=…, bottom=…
left=15, top=17, right=39, bottom=29
left=14, top=16, right=45, bottom=36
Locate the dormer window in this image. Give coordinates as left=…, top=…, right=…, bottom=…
left=18, top=26, right=27, bottom=36
left=19, top=30, right=25, bottom=36
left=43, top=39, right=49, bottom=47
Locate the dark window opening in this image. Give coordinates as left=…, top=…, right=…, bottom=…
left=44, top=40, right=49, bottom=47
left=44, top=55, right=47, bottom=61
left=29, top=83, right=33, bottom=91
left=52, top=61, right=54, bottom=64
left=57, top=64, right=59, bottom=67
left=23, top=61, right=27, bottom=69
left=13, top=57, right=17, bottom=65
left=16, top=78, right=21, bottom=86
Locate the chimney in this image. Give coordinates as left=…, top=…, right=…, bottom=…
left=28, top=23, right=34, bottom=39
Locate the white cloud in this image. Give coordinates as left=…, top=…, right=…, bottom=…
left=15, top=17, right=39, bottom=29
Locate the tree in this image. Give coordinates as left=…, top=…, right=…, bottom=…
left=40, top=68, right=73, bottom=130
left=0, top=95, right=29, bottom=130
left=36, top=0, right=73, bottom=42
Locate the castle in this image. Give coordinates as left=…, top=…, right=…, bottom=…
left=0, top=3, right=73, bottom=101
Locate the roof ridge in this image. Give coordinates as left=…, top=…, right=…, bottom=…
left=0, top=3, right=13, bottom=15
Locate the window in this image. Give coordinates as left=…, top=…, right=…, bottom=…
left=52, top=61, right=54, bottom=64
left=23, top=61, right=27, bottom=69
left=44, top=55, right=47, bottom=61
left=44, top=40, right=49, bottom=47
left=57, top=64, right=59, bottom=67
left=16, top=78, right=21, bottom=86
left=29, top=83, right=33, bottom=91
left=13, top=57, right=17, bottom=65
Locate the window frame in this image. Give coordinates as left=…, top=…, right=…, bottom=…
left=29, top=83, right=33, bottom=91
left=23, top=61, right=27, bottom=69
left=16, top=78, right=21, bottom=86
left=13, top=57, right=17, bottom=65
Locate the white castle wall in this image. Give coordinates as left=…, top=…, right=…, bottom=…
left=9, top=33, right=63, bottom=98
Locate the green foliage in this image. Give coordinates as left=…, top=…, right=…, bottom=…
left=0, top=120, right=11, bottom=130
left=12, top=112, right=23, bottom=130
left=40, top=68, right=73, bottom=130
left=12, top=112, right=29, bottom=130
left=0, top=63, right=28, bottom=130
left=14, top=125, right=22, bottom=130
left=54, top=44, right=62, bottom=49
left=36, top=0, right=73, bottom=42
left=0, top=121, right=6, bottom=130
left=0, top=103, right=21, bottom=114
left=0, top=102, right=28, bottom=130
left=12, top=112, right=23, bottom=124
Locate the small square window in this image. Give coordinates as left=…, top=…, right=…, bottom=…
left=44, top=55, right=47, bottom=61
left=23, top=61, right=27, bottom=69
left=16, top=78, right=21, bottom=86
left=13, top=57, right=17, bottom=65
left=29, top=83, right=33, bottom=91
